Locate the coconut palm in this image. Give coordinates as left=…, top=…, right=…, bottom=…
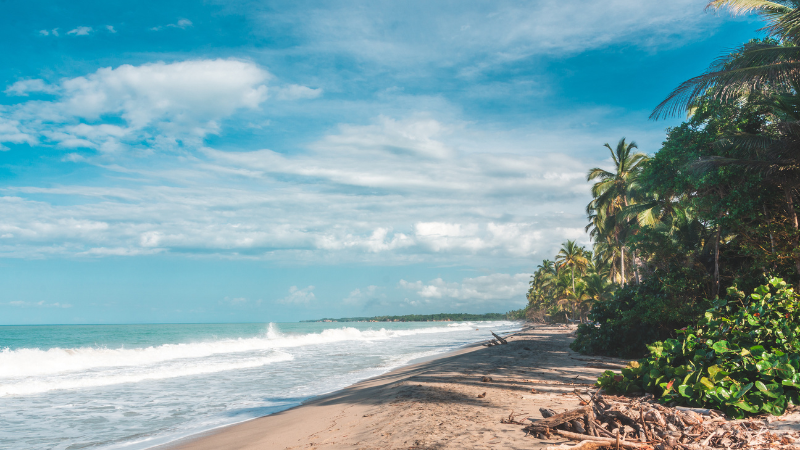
left=555, top=240, right=590, bottom=298
left=651, top=1, right=800, bottom=120
left=587, top=138, right=649, bottom=285
left=651, top=0, right=800, bottom=278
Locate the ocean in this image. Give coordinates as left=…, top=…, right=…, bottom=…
left=0, top=320, right=521, bottom=450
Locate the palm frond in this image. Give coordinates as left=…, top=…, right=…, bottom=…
left=651, top=59, right=800, bottom=119
left=706, top=0, right=794, bottom=17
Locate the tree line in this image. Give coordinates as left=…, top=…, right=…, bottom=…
left=526, top=0, right=800, bottom=357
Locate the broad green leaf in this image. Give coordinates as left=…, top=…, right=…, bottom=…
left=678, top=384, right=694, bottom=398
left=712, top=341, right=731, bottom=354
left=733, top=383, right=753, bottom=400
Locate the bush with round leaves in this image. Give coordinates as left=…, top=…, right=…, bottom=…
left=597, top=278, right=800, bottom=418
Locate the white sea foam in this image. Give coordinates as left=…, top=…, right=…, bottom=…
left=1, top=321, right=522, bottom=449
left=0, top=351, right=293, bottom=397
left=0, top=323, right=476, bottom=379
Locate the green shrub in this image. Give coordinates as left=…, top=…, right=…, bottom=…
left=597, top=278, right=800, bottom=418
left=570, top=273, right=709, bottom=357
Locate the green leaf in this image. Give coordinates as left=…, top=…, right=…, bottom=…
left=733, top=400, right=760, bottom=413
left=698, top=377, right=715, bottom=391
left=678, top=384, right=694, bottom=398
left=733, top=383, right=753, bottom=401
left=712, top=341, right=732, bottom=354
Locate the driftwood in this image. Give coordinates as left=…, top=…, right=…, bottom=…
left=528, top=406, right=591, bottom=432
left=490, top=331, right=508, bottom=344
left=553, top=430, right=649, bottom=449
left=522, top=392, right=800, bottom=450
left=546, top=442, right=607, bottom=450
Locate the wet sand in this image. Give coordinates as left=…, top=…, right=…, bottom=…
left=164, top=324, right=629, bottom=450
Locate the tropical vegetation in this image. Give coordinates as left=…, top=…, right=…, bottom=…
left=522, top=0, right=800, bottom=367
left=520, top=0, right=800, bottom=416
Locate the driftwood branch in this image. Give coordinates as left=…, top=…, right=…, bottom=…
left=553, top=430, right=649, bottom=449
left=490, top=331, right=508, bottom=344
left=514, top=386, right=800, bottom=449
left=527, top=406, right=591, bottom=432
left=545, top=441, right=608, bottom=450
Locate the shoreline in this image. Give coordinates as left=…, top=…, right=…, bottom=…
left=153, top=326, right=523, bottom=450
left=161, top=324, right=629, bottom=450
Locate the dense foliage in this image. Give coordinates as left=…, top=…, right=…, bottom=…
left=597, top=279, right=800, bottom=418
left=524, top=0, right=800, bottom=361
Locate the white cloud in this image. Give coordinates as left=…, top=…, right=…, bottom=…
left=67, top=26, right=92, bottom=36
left=0, top=118, right=37, bottom=149
left=222, top=296, right=248, bottom=305
left=274, top=84, right=323, bottom=100
left=5, top=301, right=72, bottom=308
left=0, top=110, right=599, bottom=260
left=106, top=25, right=116, bottom=33
left=399, top=273, right=531, bottom=301
left=152, top=19, right=193, bottom=31
left=5, top=79, right=57, bottom=96
left=0, top=59, right=279, bottom=152
left=259, top=0, right=727, bottom=75
left=278, top=286, right=316, bottom=304
left=343, top=285, right=384, bottom=305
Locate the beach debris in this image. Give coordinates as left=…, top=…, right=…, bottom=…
left=519, top=392, right=800, bottom=449
left=490, top=331, right=508, bottom=344
left=501, top=410, right=527, bottom=425
left=481, top=376, right=493, bottom=382
left=477, top=392, right=486, bottom=398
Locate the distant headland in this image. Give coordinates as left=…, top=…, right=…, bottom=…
left=301, top=313, right=515, bottom=323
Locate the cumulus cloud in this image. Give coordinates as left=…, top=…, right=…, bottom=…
left=278, top=286, right=316, bottom=304
left=5, top=79, right=58, bottom=96
left=399, top=273, right=531, bottom=301
left=67, top=26, right=92, bottom=36
left=0, top=59, right=278, bottom=152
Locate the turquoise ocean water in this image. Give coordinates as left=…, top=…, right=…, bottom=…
left=0, top=320, right=520, bottom=449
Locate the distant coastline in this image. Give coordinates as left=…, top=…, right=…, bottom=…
left=301, top=312, right=512, bottom=323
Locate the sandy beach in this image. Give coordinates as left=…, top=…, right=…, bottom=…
left=163, top=324, right=630, bottom=450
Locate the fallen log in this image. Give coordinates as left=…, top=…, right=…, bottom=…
left=527, top=406, right=591, bottom=432
left=545, top=442, right=608, bottom=450
left=553, top=430, right=651, bottom=449
left=490, top=331, right=508, bottom=344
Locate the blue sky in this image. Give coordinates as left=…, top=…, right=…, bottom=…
left=0, top=1, right=762, bottom=324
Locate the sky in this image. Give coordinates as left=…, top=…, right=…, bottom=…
left=0, top=0, right=764, bottom=324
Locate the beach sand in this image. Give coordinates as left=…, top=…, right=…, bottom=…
left=165, top=324, right=629, bottom=450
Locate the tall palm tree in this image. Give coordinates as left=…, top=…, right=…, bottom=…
left=587, top=138, right=649, bottom=285
left=555, top=240, right=589, bottom=300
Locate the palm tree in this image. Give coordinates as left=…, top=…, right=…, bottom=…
left=651, top=0, right=800, bottom=278
left=587, top=138, right=649, bottom=285
left=651, top=1, right=800, bottom=120
left=555, top=240, right=590, bottom=302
